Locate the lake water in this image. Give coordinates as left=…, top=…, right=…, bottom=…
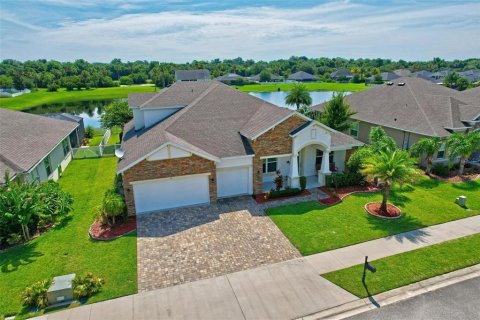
left=249, top=91, right=350, bottom=109
left=22, top=91, right=347, bottom=128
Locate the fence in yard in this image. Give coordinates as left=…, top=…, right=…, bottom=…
left=100, top=129, right=111, bottom=147
left=72, top=144, right=121, bottom=159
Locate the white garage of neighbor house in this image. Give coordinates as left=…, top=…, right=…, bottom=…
left=0, top=108, right=78, bottom=185
left=119, top=81, right=362, bottom=215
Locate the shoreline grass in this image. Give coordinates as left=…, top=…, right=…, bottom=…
left=233, top=82, right=370, bottom=92
left=323, top=234, right=480, bottom=298
left=0, top=85, right=156, bottom=111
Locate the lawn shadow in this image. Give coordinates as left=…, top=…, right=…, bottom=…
left=362, top=282, right=380, bottom=308
left=0, top=241, right=44, bottom=273
left=52, top=215, right=74, bottom=231
left=451, top=180, right=480, bottom=191
left=366, top=213, right=430, bottom=244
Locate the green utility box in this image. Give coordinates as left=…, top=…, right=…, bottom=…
left=47, top=273, right=76, bottom=305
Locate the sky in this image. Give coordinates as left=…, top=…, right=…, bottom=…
left=1, top=0, right=479, bottom=63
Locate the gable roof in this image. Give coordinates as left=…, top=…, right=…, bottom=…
left=330, top=69, right=353, bottom=78
left=175, top=69, right=211, bottom=81
left=368, top=72, right=400, bottom=81
left=247, top=73, right=283, bottom=82
left=312, top=77, right=480, bottom=137
left=0, top=109, right=78, bottom=182
left=288, top=71, right=317, bottom=81
left=215, top=73, right=243, bottom=82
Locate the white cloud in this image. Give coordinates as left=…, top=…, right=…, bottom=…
left=1, top=1, right=479, bottom=61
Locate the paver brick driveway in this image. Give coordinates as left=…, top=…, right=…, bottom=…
left=137, top=190, right=327, bottom=292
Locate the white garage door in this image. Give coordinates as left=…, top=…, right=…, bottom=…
left=217, top=167, right=250, bottom=198
left=133, top=174, right=210, bottom=214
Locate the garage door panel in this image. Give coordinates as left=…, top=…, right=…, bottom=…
left=133, top=174, right=210, bottom=213
left=217, top=167, right=249, bottom=198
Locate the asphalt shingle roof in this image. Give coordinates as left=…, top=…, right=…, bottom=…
left=0, top=109, right=78, bottom=182
left=175, top=69, right=211, bottom=81
left=288, top=71, right=317, bottom=81
left=312, top=77, right=480, bottom=137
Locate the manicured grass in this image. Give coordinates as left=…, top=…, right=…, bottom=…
left=0, top=85, right=155, bottom=111
left=267, top=179, right=480, bottom=256
left=233, top=82, right=370, bottom=92
left=107, top=127, right=122, bottom=144
left=0, top=158, right=137, bottom=317
left=323, top=234, right=480, bottom=298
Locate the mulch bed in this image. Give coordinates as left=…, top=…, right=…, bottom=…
left=254, top=189, right=311, bottom=204
left=89, top=216, right=136, bottom=241
left=365, top=202, right=402, bottom=219
left=428, top=172, right=480, bottom=183
left=319, top=184, right=379, bottom=205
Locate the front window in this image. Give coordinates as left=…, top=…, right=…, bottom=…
left=262, top=158, right=278, bottom=173
left=437, top=143, right=446, bottom=159
left=316, top=149, right=334, bottom=166
left=350, top=122, right=359, bottom=137
left=43, top=156, right=52, bottom=176
left=62, top=139, right=70, bottom=156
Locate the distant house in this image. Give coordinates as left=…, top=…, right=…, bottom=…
left=413, top=70, right=436, bottom=82
left=330, top=69, right=353, bottom=81
left=42, top=113, right=85, bottom=147
left=312, top=77, right=480, bottom=166
left=215, top=73, right=244, bottom=83
left=393, top=69, right=412, bottom=77
left=175, top=69, right=211, bottom=82
left=288, top=71, right=317, bottom=82
left=368, top=72, right=400, bottom=82
left=0, top=109, right=78, bottom=184
left=458, top=69, right=480, bottom=83
left=247, top=73, right=283, bottom=83
left=0, top=88, right=31, bottom=98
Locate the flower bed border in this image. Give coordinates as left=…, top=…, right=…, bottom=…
left=89, top=216, right=137, bottom=241
left=319, top=184, right=380, bottom=206
left=254, top=189, right=311, bottom=204
left=364, top=202, right=402, bottom=219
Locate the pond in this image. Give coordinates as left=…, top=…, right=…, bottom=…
left=249, top=91, right=350, bottom=109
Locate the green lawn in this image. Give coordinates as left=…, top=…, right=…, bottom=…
left=323, top=233, right=480, bottom=298
left=233, top=82, right=370, bottom=92
left=0, top=85, right=156, bottom=111
left=267, top=179, right=480, bottom=256
left=0, top=158, right=137, bottom=317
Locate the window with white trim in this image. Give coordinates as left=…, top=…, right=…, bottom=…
left=262, top=158, right=278, bottom=173
left=350, top=122, right=359, bottom=137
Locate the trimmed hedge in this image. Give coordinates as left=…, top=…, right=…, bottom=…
left=269, top=188, right=303, bottom=198
left=431, top=163, right=449, bottom=177
left=326, top=172, right=364, bottom=188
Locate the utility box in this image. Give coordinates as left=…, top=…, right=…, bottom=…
left=47, top=273, right=76, bottom=306
left=456, top=196, right=467, bottom=207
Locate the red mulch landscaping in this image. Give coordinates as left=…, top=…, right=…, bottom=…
left=254, top=189, right=311, bottom=204
left=319, top=184, right=379, bottom=206
left=89, top=216, right=136, bottom=241
left=365, top=202, right=402, bottom=219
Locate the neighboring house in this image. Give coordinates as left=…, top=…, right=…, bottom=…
left=330, top=69, right=353, bottom=80
left=430, top=69, right=452, bottom=83
left=458, top=69, right=480, bottom=83
left=175, top=69, right=211, bottom=82
left=120, top=81, right=362, bottom=214
left=215, top=73, right=243, bottom=83
left=288, top=71, right=317, bottom=82
left=367, top=72, right=400, bottom=82
left=0, top=88, right=31, bottom=98
left=0, top=109, right=78, bottom=184
left=413, top=70, right=436, bottom=82
left=42, top=113, right=85, bottom=147
left=247, top=73, right=284, bottom=82
left=393, top=69, right=412, bottom=77
left=312, top=77, right=480, bottom=165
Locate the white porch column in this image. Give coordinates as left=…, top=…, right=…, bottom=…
left=290, top=152, right=300, bottom=188
left=318, top=148, right=331, bottom=186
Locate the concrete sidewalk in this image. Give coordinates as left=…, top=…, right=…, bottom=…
left=33, top=215, right=480, bottom=320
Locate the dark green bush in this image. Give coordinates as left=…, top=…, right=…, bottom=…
left=299, top=176, right=307, bottom=190
left=326, top=172, right=364, bottom=188
left=269, top=188, right=302, bottom=198
left=73, top=273, right=105, bottom=299
left=431, top=163, right=449, bottom=177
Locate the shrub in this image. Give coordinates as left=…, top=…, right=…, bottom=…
left=72, top=273, right=105, bottom=299
left=431, top=163, right=449, bottom=177
left=102, top=189, right=125, bottom=225
left=85, top=126, right=95, bottom=139
left=273, top=170, right=283, bottom=191
left=21, top=279, right=51, bottom=309
left=6, top=233, right=22, bottom=246
left=269, top=188, right=302, bottom=198
left=299, top=176, right=307, bottom=190
left=47, top=83, right=59, bottom=92
left=38, top=181, right=74, bottom=223
left=326, top=172, right=364, bottom=188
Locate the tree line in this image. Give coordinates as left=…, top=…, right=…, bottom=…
left=0, top=56, right=479, bottom=91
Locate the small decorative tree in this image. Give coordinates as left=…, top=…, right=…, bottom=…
left=285, top=84, right=312, bottom=110
left=446, top=131, right=480, bottom=176
left=318, top=92, right=356, bottom=132
left=409, top=137, right=442, bottom=174
left=273, top=170, right=283, bottom=191
left=102, top=189, right=125, bottom=225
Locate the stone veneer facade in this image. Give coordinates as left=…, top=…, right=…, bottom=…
left=250, top=115, right=307, bottom=194
left=123, top=154, right=216, bottom=215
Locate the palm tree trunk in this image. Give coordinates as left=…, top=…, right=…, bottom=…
left=381, top=183, right=390, bottom=213
left=459, top=157, right=466, bottom=176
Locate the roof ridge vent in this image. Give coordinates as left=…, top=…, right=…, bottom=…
left=397, top=82, right=405, bottom=86
left=386, top=82, right=394, bottom=86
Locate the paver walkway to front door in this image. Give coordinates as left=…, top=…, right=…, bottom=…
left=137, top=189, right=328, bottom=291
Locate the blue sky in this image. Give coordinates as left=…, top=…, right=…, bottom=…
left=1, top=0, right=479, bottom=62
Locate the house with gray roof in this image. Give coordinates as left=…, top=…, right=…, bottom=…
left=368, top=72, right=400, bottom=82
left=247, top=73, right=283, bottom=82
left=121, top=81, right=362, bottom=214
left=458, top=69, right=480, bottom=83
left=0, top=109, right=78, bottom=184
left=175, top=69, right=211, bottom=82
left=288, top=71, right=317, bottom=82
left=312, top=77, right=480, bottom=165
left=42, top=113, right=85, bottom=147
left=330, top=69, right=353, bottom=80
left=215, top=73, right=243, bottom=83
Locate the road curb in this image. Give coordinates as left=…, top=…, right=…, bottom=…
left=298, top=264, right=480, bottom=320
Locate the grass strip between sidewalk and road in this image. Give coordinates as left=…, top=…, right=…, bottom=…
left=322, top=233, right=480, bottom=298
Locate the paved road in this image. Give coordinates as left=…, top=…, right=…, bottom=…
left=347, top=276, right=480, bottom=320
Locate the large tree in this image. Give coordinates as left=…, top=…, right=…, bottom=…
left=100, top=101, right=133, bottom=135
left=361, top=149, right=421, bottom=213
left=446, top=131, right=480, bottom=176
left=409, top=137, right=442, bottom=174
left=318, top=92, right=356, bottom=131
left=285, top=84, right=312, bottom=110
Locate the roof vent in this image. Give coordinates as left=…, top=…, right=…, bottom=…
left=397, top=82, right=405, bottom=86
left=386, top=82, right=394, bottom=86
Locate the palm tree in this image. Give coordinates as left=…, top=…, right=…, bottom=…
left=285, top=84, right=312, bottom=110
left=409, top=137, right=442, bottom=174
left=318, top=92, right=356, bottom=131
left=361, top=149, right=421, bottom=213
left=446, top=131, right=480, bottom=176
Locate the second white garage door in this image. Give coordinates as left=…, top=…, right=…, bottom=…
left=133, top=174, right=210, bottom=214
left=217, top=167, right=250, bottom=198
